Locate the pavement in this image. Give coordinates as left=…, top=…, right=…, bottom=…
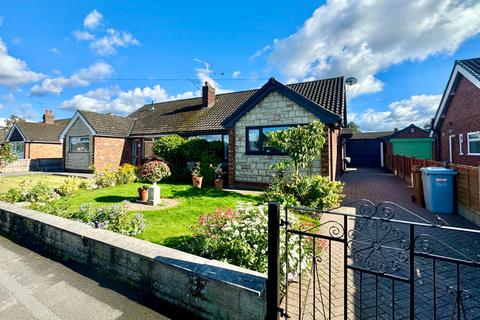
left=0, top=235, right=169, bottom=320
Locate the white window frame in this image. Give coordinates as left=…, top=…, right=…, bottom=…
left=459, top=133, right=464, bottom=155
left=467, top=131, right=480, bottom=156
left=10, top=141, right=25, bottom=159
left=69, top=136, right=90, bottom=153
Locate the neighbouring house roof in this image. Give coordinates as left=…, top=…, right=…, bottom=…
left=431, top=58, right=480, bottom=136
left=389, top=124, right=428, bottom=139
left=54, top=118, right=71, bottom=126
left=349, top=131, right=394, bottom=140
left=7, top=122, right=65, bottom=143
left=78, top=110, right=136, bottom=137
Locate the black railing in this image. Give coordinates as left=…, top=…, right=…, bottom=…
left=267, top=200, right=480, bottom=320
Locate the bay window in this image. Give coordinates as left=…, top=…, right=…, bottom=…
left=10, top=142, right=24, bottom=159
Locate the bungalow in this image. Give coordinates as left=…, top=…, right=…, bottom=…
left=60, top=77, right=347, bottom=186
left=4, top=110, right=66, bottom=160
left=430, top=58, right=480, bottom=165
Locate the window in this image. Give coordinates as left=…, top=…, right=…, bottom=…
left=10, top=142, right=24, bottom=159
left=459, top=134, right=464, bottom=155
left=189, top=134, right=229, bottom=160
left=69, top=136, right=90, bottom=153
left=467, top=132, right=480, bottom=155
left=246, top=126, right=291, bottom=155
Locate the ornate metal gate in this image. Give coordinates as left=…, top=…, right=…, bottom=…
left=266, top=200, right=480, bottom=320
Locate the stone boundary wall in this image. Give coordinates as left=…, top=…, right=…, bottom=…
left=2, top=158, right=62, bottom=173
left=0, top=202, right=267, bottom=319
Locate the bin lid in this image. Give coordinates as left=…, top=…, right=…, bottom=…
left=420, top=167, right=458, bottom=175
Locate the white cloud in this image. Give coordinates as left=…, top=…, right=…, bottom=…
left=12, top=37, right=22, bottom=45
left=351, top=94, right=441, bottom=131
left=30, top=62, right=113, bottom=96
left=14, top=103, right=38, bottom=120
left=249, top=45, right=271, bottom=62
left=73, top=30, right=95, bottom=41
left=89, top=28, right=139, bottom=56
left=3, top=93, right=14, bottom=103
left=232, top=71, right=241, bottom=78
left=0, top=38, right=44, bottom=86
left=49, top=47, right=60, bottom=54
left=0, top=104, right=4, bottom=111
left=83, top=9, right=103, bottom=30
left=267, top=0, right=480, bottom=97
left=60, top=85, right=196, bottom=114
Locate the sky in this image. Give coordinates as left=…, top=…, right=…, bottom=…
left=0, top=0, right=479, bottom=131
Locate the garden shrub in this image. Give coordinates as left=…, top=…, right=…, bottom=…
left=177, top=202, right=312, bottom=284
left=0, top=144, right=17, bottom=172
left=153, top=135, right=223, bottom=184
left=115, top=163, right=137, bottom=184
left=1, top=188, right=22, bottom=203
left=141, top=160, right=171, bottom=184
left=79, top=178, right=99, bottom=190
left=71, top=202, right=146, bottom=236
left=56, top=176, right=81, bottom=197
left=294, top=175, right=344, bottom=209
left=93, top=165, right=117, bottom=188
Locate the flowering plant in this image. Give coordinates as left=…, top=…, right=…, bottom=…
left=181, top=202, right=316, bottom=289
left=141, top=160, right=171, bottom=184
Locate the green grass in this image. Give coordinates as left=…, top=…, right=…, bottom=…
left=57, top=182, right=261, bottom=245
left=0, top=174, right=70, bottom=194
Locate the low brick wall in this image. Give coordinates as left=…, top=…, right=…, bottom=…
left=0, top=202, right=267, bottom=319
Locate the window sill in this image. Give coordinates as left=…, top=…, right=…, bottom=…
left=467, top=153, right=480, bottom=156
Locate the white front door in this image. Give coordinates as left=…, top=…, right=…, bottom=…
left=448, top=135, right=455, bottom=163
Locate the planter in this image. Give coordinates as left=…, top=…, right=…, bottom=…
left=137, top=187, right=148, bottom=202
left=214, top=178, right=223, bottom=190
left=192, top=176, right=203, bottom=188
left=147, top=183, right=161, bottom=206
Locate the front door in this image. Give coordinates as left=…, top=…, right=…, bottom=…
left=448, top=135, right=455, bottom=162
left=132, top=140, right=139, bottom=165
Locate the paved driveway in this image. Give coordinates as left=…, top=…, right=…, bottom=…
left=283, top=168, right=480, bottom=320
left=0, top=236, right=168, bottom=320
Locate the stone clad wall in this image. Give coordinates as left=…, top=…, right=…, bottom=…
left=234, top=91, right=321, bottom=184
left=64, top=119, right=92, bottom=171
left=0, top=202, right=266, bottom=320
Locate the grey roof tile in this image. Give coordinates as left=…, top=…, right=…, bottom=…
left=79, top=110, right=136, bottom=137
left=15, top=122, right=65, bottom=143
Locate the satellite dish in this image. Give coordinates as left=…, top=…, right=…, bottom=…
left=345, top=77, right=357, bottom=86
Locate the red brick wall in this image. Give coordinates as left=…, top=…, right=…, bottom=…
left=28, top=143, right=62, bottom=159
left=438, top=76, right=480, bottom=165
left=227, top=128, right=236, bottom=185
left=92, top=136, right=132, bottom=171
left=392, top=128, right=429, bottom=139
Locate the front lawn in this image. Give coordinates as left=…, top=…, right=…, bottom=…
left=0, top=174, right=70, bottom=194
left=55, top=182, right=260, bottom=245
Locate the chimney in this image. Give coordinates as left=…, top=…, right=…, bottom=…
left=43, top=110, right=54, bottom=124
left=202, top=81, right=215, bottom=108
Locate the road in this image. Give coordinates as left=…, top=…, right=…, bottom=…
left=0, top=235, right=169, bottom=320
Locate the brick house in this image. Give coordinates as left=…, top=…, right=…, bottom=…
left=3, top=111, right=66, bottom=160
left=430, top=58, right=480, bottom=165
left=386, top=124, right=434, bottom=160
left=60, top=77, right=347, bottom=185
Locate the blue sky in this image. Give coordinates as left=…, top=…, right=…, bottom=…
left=0, top=0, right=479, bottom=131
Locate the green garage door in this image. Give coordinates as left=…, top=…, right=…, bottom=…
left=390, top=138, right=433, bottom=160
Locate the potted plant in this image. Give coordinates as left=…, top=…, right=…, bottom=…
left=214, top=164, right=223, bottom=190
left=192, top=162, right=203, bottom=188
left=137, top=185, right=148, bottom=202
left=141, top=160, right=171, bottom=205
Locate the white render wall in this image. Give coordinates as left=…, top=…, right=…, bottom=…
left=234, top=91, right=321, bottom=183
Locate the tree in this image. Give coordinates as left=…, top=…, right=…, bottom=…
left=5, top=114, right=26, bottom=129
left=267, top=120, right=326, bottom=180
left=347, top=121, right=361, bottom=133
left=0, top=144, right=17, bottom=172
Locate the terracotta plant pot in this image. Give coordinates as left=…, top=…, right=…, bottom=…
left=192, top=176, right=203, bottom=188
left=214, top=178, right=223, bottom=190
left=138, top=186, right=148, bottom=202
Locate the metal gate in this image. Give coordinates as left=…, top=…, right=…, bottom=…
left=266, top=200, right=480, bottom=320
